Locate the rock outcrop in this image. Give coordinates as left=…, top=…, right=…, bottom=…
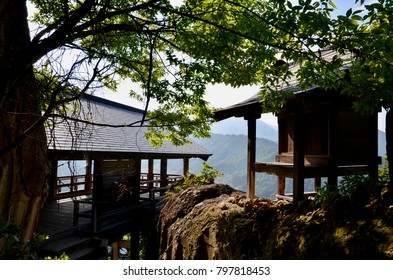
left=158, top=184, right=393, bottom=260
left=158, top=184, right=292, bottom=259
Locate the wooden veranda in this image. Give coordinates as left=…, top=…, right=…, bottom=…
left=38, top=94, right=212, bottom=259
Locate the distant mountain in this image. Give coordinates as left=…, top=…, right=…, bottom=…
left=188, top=133, right=280, bottom=198
left=210, top=117, right=278, bottom=142
left=378, top=130, right=387, bottom=157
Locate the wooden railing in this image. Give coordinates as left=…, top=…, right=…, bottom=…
left=72, top=173, right=184, bottom=233
left=56, top=175, right=92, bottom=200
left=140, top=173, right=183, bottom=199
left=56, top=173, right=183, bottom=201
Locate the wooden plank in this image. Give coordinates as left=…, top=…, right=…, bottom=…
left=255, top=162, right=370, bottom=178
left=278, top=176, right=285, bottom=195
left=293, top=114, right=305, bottom=204
left=183, top=157, right=190, bottom=176
left=247, top=118, right=256, bottom=199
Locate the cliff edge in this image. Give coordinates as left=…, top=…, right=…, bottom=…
left=158, top=184, right=393, bottom=259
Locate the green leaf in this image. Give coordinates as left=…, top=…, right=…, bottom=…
left=352, top=15, right=363, bottom=21
left=329, top=0, right=337, bottom=9
left=349, top=18, right=359, bottom=26
left=346, top=8, right=353, bottom=17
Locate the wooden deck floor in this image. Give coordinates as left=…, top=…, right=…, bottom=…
left=37, top=197, right=91, bottom=236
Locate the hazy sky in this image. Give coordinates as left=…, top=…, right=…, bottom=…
left=26, top=0, right=385, bottom=129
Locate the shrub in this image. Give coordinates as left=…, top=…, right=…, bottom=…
left=166, top=162, right=223, bottom=195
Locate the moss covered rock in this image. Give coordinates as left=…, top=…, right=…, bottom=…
left=158, top=184, right=393, bottom=260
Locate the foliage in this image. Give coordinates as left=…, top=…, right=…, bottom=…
left=314, top=174, right=368, bottom=205
left=0, top=221, right=48, bottom=259
left=379, top=157, right=390, bottom=186
left=44, top=252, right=70, bottom=260
left=166, top=162, right=223, bottom=195
left=22, top=0, right=393, bottom=148
left=340, top=173, right=379, bottom=196
left=2, top=0, right=392, bottom=258
left=313, top=183, right=339, bottom=205
left=314, top=168, right=388, bottom=205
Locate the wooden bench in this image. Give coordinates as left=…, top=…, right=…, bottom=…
left=254, top=162, right=371, bottom=178
left=254, top=161, right=373, bottom=199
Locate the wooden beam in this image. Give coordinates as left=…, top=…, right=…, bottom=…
left=49, top=159, right=58, bottom=201
left=183, top=157, right=190, bottom=176
left=160, top=158, right=168, bottom=195
left=278, top=176, right=286, bottom=195
left=148, top=159, right=154, bottom=190
left=314, top=177, right=321, bottom=192
left=247, top=118, right=257, bottom=199
left=112, top=240, right=120, bottom=260
left=93, top=158, right=103, bottom=200
left=85, top=156, right=93, bottom=193
left=327, top=108, right=338, bottom=187
left=130, top=226, right=140, bottom=260
left=368, top=112, right=379, bottom=179
left=293, top=114, right=305, bottom=204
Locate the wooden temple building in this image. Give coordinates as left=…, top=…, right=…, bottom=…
left=37, top=94, right=211, bottom=259
left=214, top=51, right=381, bottom=203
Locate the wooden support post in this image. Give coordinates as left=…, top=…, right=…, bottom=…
left=135, top=158, right=141, bottom=202
left=148, top=158, right=154, bottom=190
left=92, top=158, right=103, bottom=233
left=369, top=112, right=379, bottom=179
left=93, top=158, right=103, bottom=200
left=73, top=200, right=80, bottom=226
left=160, top=158, right=168, bottom=188
left=85, top=156, right=93, bottom=193
left=278, top=176, right=286, bottom=195
left=327, top=109, right=338, bottom=188
left=183, top=157, right=190, bottom=176
left=247, top=118, right=257, bottom=199
left=130, top=226, right=140, bottom=260
left=130, top=158, right=141, bottom=204
left=314, top=177, right=322, bottom=192
left=112, top=240, right=120, bottom=260
left=159, top=158, right=168, bottom=197
left=293, top=114, right=305, bottom=204
left=49, top=159, right=58, bottom=201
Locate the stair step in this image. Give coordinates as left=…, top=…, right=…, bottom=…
left=68, top=246, right=99, bottom=260
left=39, top=235, right=91, bottom=254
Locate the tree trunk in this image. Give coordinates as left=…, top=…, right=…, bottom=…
left=0, top=0, right=49, bottom=259
left=386, top=109, right=393, bottom=190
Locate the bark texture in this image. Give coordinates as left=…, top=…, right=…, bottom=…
left=0, top=0, right=49, bottom=259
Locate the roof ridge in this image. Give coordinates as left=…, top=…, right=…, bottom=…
left=83, top=94, right=146, bottom=114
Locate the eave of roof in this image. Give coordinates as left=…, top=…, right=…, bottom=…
left=214, top=49, right=351, bottom=121
left=46, top=94, right=212, bottom=159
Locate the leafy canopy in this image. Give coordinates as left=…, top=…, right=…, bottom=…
left=29, top=0, right=393, bottom=145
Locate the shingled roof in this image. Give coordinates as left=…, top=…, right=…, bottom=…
left=214, top=49, right=351, bottom=121
left=46, top=95, right=212, bottom=160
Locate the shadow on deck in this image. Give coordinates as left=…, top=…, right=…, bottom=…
left=37, top=197, right=91, bottom=236
left=36, top=196, right=161, bottom=260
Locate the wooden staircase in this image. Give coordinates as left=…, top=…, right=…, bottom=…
left=36, top=228, right=105, bottom=260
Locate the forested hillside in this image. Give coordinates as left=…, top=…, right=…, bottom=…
left=210, top=117, right=278, bottom=142
left=189, top=134, right=279, bottom=198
